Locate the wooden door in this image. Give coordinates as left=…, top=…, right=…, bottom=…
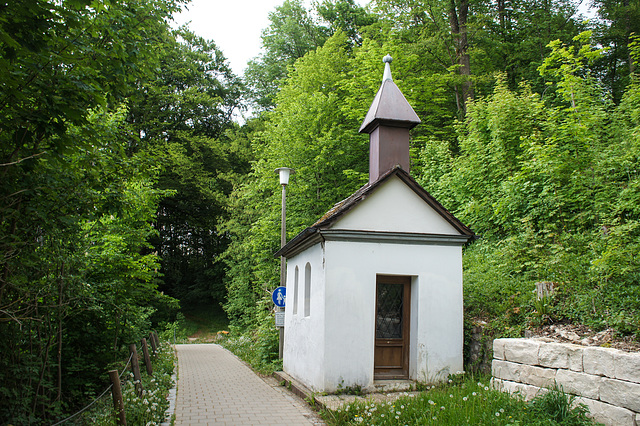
left=374, top=275, right=411, bottom=380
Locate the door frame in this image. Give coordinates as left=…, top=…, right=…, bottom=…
left=374, top=275, right=411, bottom=380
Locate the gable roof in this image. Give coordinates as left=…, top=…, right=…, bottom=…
left=274, top=167, right=475, bottom=258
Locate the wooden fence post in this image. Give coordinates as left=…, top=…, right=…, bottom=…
left=152, top=331, right=160, bottom=350
left=140, top=337, right=153, bottom=376
left=109, top=370, right=127, bottom=426
left=129, top=344, right=143, bottom=396
left=148, top=331, right=157, bottom=354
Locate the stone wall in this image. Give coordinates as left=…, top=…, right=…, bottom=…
left=492, top=338, right=640, bottom=426
left=466, top=321, right=493, bottom=374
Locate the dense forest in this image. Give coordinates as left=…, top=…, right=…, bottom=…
left=1, top=0, right=639, bottom=422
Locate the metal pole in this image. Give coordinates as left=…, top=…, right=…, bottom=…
left=280, top=183, right=287, bottom=285
left=279, top=183, right=286, bottom=359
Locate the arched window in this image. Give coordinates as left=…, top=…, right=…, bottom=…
left=293, top=266, right=299, bottom=315
left=304, top=263, right=311, bottom=317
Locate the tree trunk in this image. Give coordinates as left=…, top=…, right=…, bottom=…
left=56, top=262, right=64, bottom=402
left=623, top=0, right=635, bottom=74
left=448, top=0, right=473, bottom=114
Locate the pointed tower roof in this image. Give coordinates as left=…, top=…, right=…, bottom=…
left=359, top=55, right=421, bottom=134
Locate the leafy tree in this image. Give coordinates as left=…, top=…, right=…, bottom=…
left=442, top=33, right=639, bottom=338
left=473, top=0, right=586, bottom=93
left=127, top=28, right=246, bottom=306
left=0, top=106, right=175, bottom=423
left=316, top=0, right=378, bottom=46
left=244, top=0, right=330, bottom=110
left=223, top=32, right=368, bottom=327
left=592, top=0, right=640, bottom=102
left=0, top=0, right=184, bottom=421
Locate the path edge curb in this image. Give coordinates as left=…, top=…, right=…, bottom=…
left=273, top=371, right=328, bottom=412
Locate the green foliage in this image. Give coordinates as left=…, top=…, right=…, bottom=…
left=1, top=2, right=192, bottom=420
left=79, top=341, right=176, bottom=425
left=126, top=27, right=246, bottom=307
left=451, top=34, right=640, bottom=339
left=222, top=300, right=282, bottom=375
left=528, top=385, right=591, bottom=425
left=0, top=102, right=180, bottom=422
left=244, top=0, right=330, bottom=110
left=323, top=374, right=594, bottom=425
left=316, top=0, right=378, bottom=46
left=335, top=380, right=364, bottom=396
left=222, top=32, right=369, bottom=329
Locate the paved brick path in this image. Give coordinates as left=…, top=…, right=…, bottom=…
left=174, top=344, right=321, bottom=425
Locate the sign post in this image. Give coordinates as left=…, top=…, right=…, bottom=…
left=272, top=286, right=286, bottom=355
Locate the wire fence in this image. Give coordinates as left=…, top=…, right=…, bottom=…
left=51, top=347, right=138, bottom=425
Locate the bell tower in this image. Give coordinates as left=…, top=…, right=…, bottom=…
left=359, top=55, right=421, bottom=183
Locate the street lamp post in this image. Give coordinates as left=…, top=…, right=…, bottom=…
left=275, top=167, right=293, bottom=359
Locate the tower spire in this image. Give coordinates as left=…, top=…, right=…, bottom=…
left=382, top=54, right=393, bottom=81
left=360, top=55, right=421, bottom=183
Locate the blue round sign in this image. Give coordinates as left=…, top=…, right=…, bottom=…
left=272, top=286, right=286, bottom=307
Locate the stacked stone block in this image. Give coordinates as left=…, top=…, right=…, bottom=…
left=492, top=338, right=640, bottom=426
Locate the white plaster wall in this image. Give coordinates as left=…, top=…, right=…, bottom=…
left=321, top=239, right=464, bottom=392
left=331, top=177, right=461, bottom=235
left=282, top=242, right=325, bottom=391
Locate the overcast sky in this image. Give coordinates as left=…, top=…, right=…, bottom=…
left=172, top=0, right=367, bottom=76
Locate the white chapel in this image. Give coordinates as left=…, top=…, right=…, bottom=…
left=275, top=56, right=476, bottom=392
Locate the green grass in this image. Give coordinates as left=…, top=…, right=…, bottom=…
left=181, top=303, right=229, bottom=337
left=160, top=303, right=230, bottom=343
left=322, top=374, right=595, bottom=425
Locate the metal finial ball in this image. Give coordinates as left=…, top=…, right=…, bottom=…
left=383, top=55, right=393, bottom=64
